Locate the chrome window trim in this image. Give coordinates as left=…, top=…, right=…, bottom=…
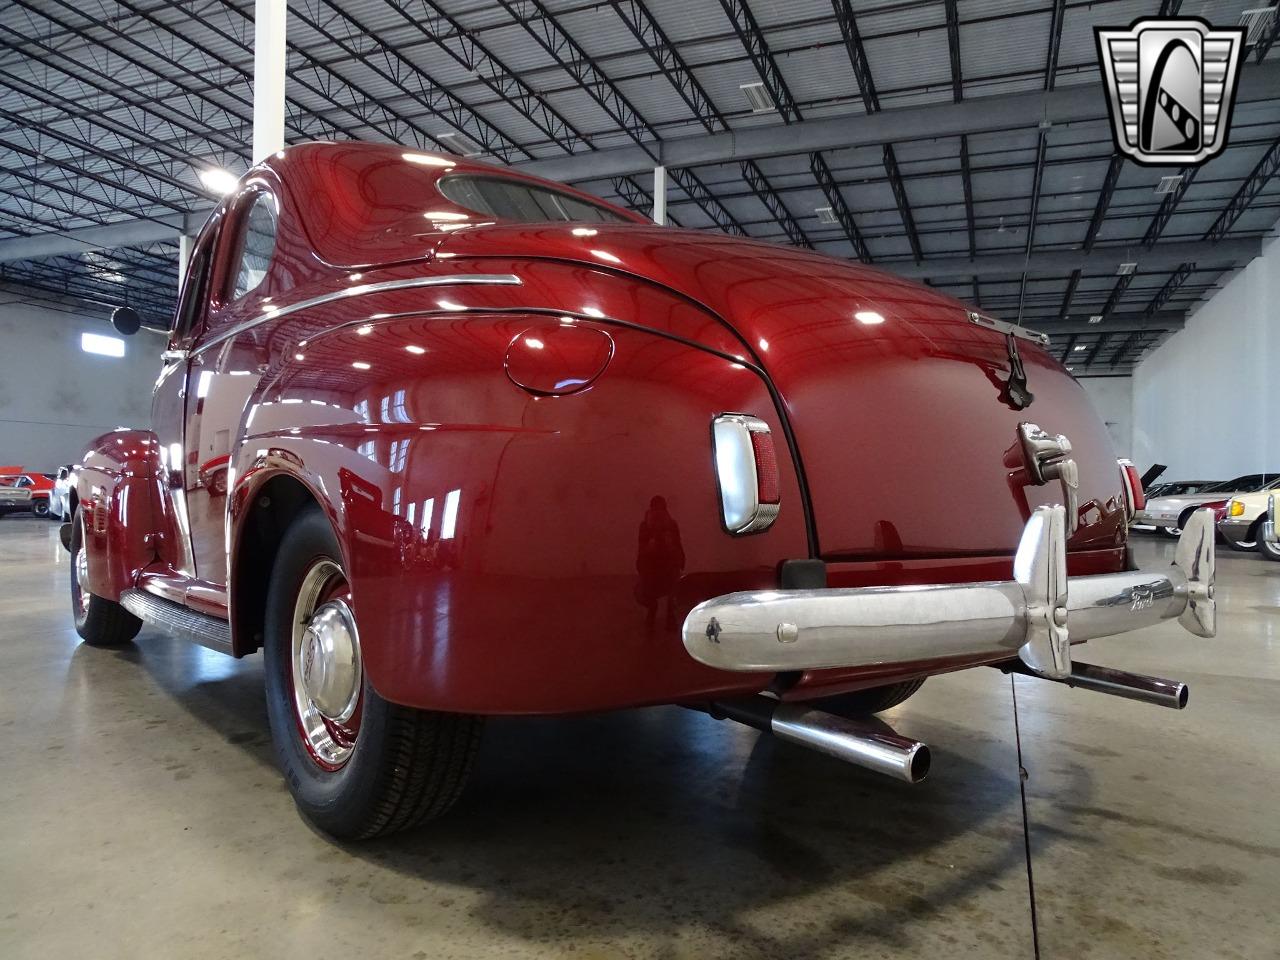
left=191, top=273, right=523, bottom=356
left=966, top=311, right=1050, bottom=347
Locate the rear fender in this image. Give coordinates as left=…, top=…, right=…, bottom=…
left=232, top=310, right=808, bottom=712
left=75, top=429, right=163, bottom=601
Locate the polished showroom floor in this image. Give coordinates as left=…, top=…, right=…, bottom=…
left=1, top=516, right=1277, bottom=959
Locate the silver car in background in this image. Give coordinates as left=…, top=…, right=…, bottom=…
left=1135, top=473, right=1280, bottom=538
left=48, top=465, right=75, bottom=521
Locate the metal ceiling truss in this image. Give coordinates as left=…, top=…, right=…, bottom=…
left=604, top=0, right=798, bottom=241
left=609, top=175, right=687, bottom=229
left=809, top=152, right=871, bottom=262
left=610, top=0, right=729, bottom=135
left=2, top=0, right=1278, bottom=370
left=272, top=0, right=517, bottom=158
left=827, top=0, right=921, bottom=261
left=388, top=0, right=589, bottom=154
left=740, top=161, right=811, bottom=248
left=1142, top=135, right=1280, bottom=319
left=498, top=0, right=743, bottom=234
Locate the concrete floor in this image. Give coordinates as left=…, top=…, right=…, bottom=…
left=1, top=517, right=1277, bottom=960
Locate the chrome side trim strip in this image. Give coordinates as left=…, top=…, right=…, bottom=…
left=192, top=273, right=523, bottom=355
left=121, top=588, right=234, bottom=655
left=967, top=311, right=1050, bottom=346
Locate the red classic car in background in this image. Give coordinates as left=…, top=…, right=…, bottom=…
left=67, top=143, right=1216, bottom=838
left=1, top=467, right=54, bottom=518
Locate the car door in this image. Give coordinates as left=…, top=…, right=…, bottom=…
left=183, top=186, right=281, bottom=588
left=150, top=214, right=222, bottom=579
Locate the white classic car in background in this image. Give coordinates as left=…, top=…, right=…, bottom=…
left=1135, top=473, right=1279, bottom=538
left=1219, top=482, right=1280, bottom=560
left=49, top=465, right=75, bottom=521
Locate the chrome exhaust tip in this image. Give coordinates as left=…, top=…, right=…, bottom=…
left=1001, top=660, right=1188, bottom=710
left=705, top=697, right=931, bottom=783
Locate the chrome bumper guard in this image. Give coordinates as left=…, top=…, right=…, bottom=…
left=683, top=506, right=1216, bottom=682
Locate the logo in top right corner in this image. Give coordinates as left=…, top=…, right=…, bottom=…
left=1095, top=18, right=1247, bottom=166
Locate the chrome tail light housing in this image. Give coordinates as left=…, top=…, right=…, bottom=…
left=711, top=414, right=780, bottom=535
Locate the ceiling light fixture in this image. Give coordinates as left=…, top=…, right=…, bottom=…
left=436, top=132, right=483, bottom=157
left=1155, top=175, right=1183, bottom=194
left=815, top=206, right=837, bottom=225
left=1088, top=315, right=1103, bottom=324
left=1116, top=262, right=1137, bottom=276
left=740, top=82, right=774, bottom=113
left=197, top=167, right=239, bottom=195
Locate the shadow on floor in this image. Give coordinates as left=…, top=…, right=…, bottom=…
left=66, top=628, right=1075, bottom=957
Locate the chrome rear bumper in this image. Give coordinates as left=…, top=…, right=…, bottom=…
left=683, top=506, right=1215, bottom=681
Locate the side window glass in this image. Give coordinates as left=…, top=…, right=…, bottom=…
left=172, top=235, right=214, bottom=344
left=230, top=193, right=278, bottom=302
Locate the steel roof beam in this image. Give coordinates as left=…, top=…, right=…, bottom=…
left=1033, top=314, right=1184, bottom=335
left=497, top=0, right=743, bottom=234
left=886, top=237, right=1259, bottom=280
left=610, top=0, right=729, bottom=134
left=1140, top=134, right=1280, bottom=314
left=741, top=161, right=812, bottom=248
left=809, top=152, right=871, bottom=262
left=387, top=0, right=589, bottom=154
left=515, top=60, right=1280, bottom=182
left=828, top=0, right=921, bottom=261
left=0, top=214, right=200, bottom=263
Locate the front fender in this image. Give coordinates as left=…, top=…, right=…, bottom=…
left=75, top=429, right=162, bottom=601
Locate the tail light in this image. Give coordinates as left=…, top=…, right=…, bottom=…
left=711, top=413, right=780, bottom=534
left=1202, top=499, right=1229, bottom=522
left=1118, top=459, right=1145, bottom=517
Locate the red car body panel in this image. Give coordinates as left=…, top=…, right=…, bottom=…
left=75, top=142, right=1128, bottom=714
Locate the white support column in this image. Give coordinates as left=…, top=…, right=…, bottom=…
left=177, top=234, right=195, bottom=290
left=652, top=165, right=667, bottom=226
left=252, top=0, right=287, bottom=163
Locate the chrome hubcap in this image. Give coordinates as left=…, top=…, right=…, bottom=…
left=290, top=559, right=361, bottom=769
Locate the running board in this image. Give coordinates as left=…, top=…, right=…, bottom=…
left=120, top=589, right=233, bottom=655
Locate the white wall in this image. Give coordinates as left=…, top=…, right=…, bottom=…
left=1132, top=234, right=1278, bottom=479
left=1078, top=376, right=1134, bottom=459
left=0, top=287, right=162, bottom=470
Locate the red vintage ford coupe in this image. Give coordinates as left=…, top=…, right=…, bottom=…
left=68, top=143, right=1215, bottom=838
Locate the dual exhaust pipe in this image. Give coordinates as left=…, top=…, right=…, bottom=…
left=704, top=661, right=1187, bottom=784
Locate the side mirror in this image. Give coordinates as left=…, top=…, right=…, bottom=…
left=111, top=306, right=141, bottom=336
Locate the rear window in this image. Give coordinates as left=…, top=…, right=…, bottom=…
left=438, top=175, right=629, bottom=224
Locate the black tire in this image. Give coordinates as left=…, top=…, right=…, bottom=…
left=1223, top=522, right=1259, bottom=552
left=32, top=499, right=49, bottom=518
left=263, top=506, right=482, bottom=839
left=1157, top=525, right=1180, bottom=539
left=70, top=506, right=142, bottom=647
left=808, top=677, right=927, bottom=717
left=1257, top=532, right=1280, bottom=562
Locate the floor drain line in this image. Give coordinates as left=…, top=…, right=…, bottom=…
left=1011, top=674, right=1042, bottom=959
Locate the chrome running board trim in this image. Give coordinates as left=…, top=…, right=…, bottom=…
left=683, top=508, right=1216, bottom=678
left=120, top=589, right=233, bottom=655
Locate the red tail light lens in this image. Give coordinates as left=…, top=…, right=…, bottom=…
left=749, top=429, right=780, bottom=506
left=712, top=413, right=780, bottom=535
left=1119, top=460, right=1145, bottom=516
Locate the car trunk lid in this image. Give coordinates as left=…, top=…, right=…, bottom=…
left=437, top=224, right=1127, bottom=558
